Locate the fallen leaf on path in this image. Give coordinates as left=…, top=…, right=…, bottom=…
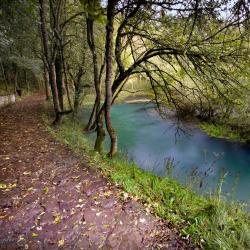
left=23, top=171, right=31, bottom=175
left=0, top=183, right=17, bottom=189
left=53, top=215, right=61, bottom=224
left=58, top=239, right=64, bottom=247
left=43, top=187, right=49, bottom=194
left=139, top=218, right=146, bottom=223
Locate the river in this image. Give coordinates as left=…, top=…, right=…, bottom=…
left=84, top=103, right=250, bottom=205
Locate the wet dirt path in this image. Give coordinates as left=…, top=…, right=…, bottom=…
left=0, top=95, right=193, bottom=249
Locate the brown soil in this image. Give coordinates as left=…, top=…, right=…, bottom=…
left=0, top=95, right=195, bottom=249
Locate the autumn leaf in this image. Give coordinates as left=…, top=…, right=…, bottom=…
left=43, top=186, right=49, bottom=194
left=53, top=215, right=61, bottom=224
left=58, top=239, right=64, bottom=247
left=0, top=183, right=17, bottom=189
left=103, top=190, right=112, bottom=197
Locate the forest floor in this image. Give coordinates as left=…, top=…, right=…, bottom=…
left=0, top=94, right=194, bottom=250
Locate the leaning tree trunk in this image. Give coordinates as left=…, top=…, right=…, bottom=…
left=84, top=101, right=96, bottom=131
left=104, top=0, right=117, bottom=157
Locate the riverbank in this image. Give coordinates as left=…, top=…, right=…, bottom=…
left=199, top=122, right=250, bottom=144
left=47, top=109, right=250, bottom=250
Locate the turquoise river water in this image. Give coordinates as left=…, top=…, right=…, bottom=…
left=85, top=103, right=250, bottom=204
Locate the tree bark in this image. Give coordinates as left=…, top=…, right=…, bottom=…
left=55, top=54, right=64, bottom=112
left=49, top=63, right=62, bottom=124
left=104, top=0, right=117, bottom=157
left=61, top=47, right=72, bottom=110
left=13, top=64, right=21, bottom=96
left=39, top=0, right=61, bottom=124
left=0, top=62, right=8, bottom=91
left=24, top=69, right=29, bottom=91
left=72, top=67, right=84, bottom=115
left=84, top=101, right=97, bottom=131
left=43, top=64, right=50, bottom=100
left=86, top=16, right=106, bottom=152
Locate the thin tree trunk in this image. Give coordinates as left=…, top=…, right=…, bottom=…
left=13, top=64, right=21, bottom=96
left=49, top=63, right=62, bottom=124
left=68, top=65, right=84, bottom=115
left=1, top=62, right=8, bottom=91
left=55, top=55, right=64, bottom=112
left=86, top=18, right=101, bottom=119
left=24, top=69, right=30, bottom=91
left=61, top=47, right=72, bottom=110
left=84, top=101, right=97, bottom=131
left=39, top=0, right=61, bottom=124
left=73, top=84, right=80, bottom=115
left=104, top=0, right=117, bottom=157
left=86, top=17, right=106, bottom=151
left=43, top=64, right=50, bottom=100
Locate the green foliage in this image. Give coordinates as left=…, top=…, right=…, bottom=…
left=199, top=123, right=245, bottom=142
left=79, top=0, right=106, bottom=23
left=46, top=116, right=250, bottom=250
left=0, top=0, right=42, bottom=93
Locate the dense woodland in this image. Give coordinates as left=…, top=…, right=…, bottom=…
left=0, top=0, right=249, bottom=156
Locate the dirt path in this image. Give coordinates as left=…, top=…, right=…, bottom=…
left=0, top=95, right=193, bottom=250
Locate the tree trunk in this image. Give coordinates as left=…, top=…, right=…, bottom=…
left=24, top=69, right=29, bottom=91
left=94, top=108, right=106, bottom=153
left=86, top=16, right=106, bottom=152
left=49, top=63, right=62, bottom=124
left=84, top=101, right=97, bottom=131
left=55, top=55, right=64, bottom=112
left=1, top=62, right=8, bottom=91
left=71, top=67, right=84, bottom=116
left=43, top=64, right=50, bottom=100
left=13, top=64, right=21, bottom=96
left=104, top=0, right=117, bottom=157
left=61, top=48, right=72, bottom=110
left=73, top=86, right=80, bottom=115
left=39, top=0, right=61, bottom=124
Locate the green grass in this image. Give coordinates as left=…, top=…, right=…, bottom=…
left=45, top=116, right=250, bottom=250
left=199, top=123, right=247, bottom=143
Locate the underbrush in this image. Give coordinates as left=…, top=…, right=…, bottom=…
left=46, top=117, right=250, bottom=250
left=199, top=122, right=248, bottom=143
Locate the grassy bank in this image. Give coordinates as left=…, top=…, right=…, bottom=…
left=46, top=116, right=250, bottom=250
left=199, top=122, right=248, bottom=144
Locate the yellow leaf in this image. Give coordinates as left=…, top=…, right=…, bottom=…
left=103, top=191, right=112, bottom=197
left=0, top=183, right=16, bottom=189
left=53, top=215, right=61, bottom=224
left=0, top=183, right=7, bottom=189
left=58, top=239, right=64, bottom=247
left=32, top=233, right=38, bottom=237
left=43, top=187, right=49, bottom=194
